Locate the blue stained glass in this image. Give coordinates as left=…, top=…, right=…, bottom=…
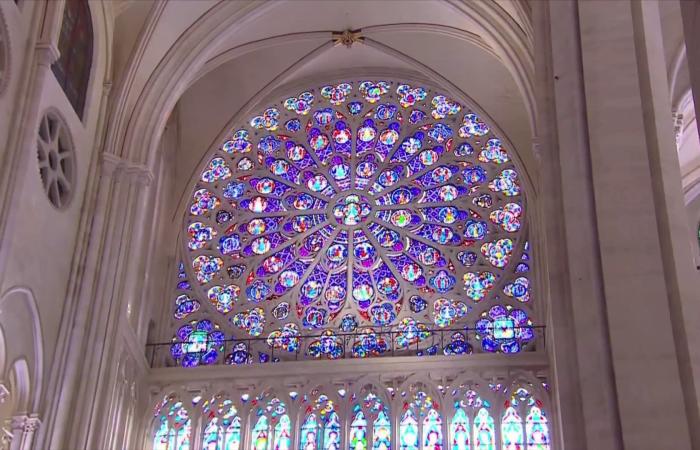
left=275, top=415, right=292, bottom=450
left=423, top=409, right=443, bottom=450
left=348, top=101, right=363, bottom=115
left=323, top=412, right=341, bottom=450
left=400, top=410, right=419, bottom=450
left=473, top=408, right=495, bottom=450
left=451, top=408, right=469, bottom=450
left=349, top=410, right=368, bottom=450
left=501, top=407, right=523, bottom=450
left=374, top=410, right=392, bottom=450
left=251, top=416, right=271, bottom=450
left=526, top=407, right=550, bottom=450
left=300, top=414, right=319, bottom=450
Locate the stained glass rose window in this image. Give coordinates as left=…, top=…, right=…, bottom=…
left=172, top=79, right=534, bottom=363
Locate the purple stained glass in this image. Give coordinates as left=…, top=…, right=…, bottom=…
left=178, top=79, right=529, bottom=357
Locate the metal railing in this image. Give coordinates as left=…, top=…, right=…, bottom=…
left=145, top=325, right=546, bottom=368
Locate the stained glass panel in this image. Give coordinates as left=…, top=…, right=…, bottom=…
left=153, top=398, right=191, bottom=450
left=350, top=408, right=368, bottom=450
left=301, top=414, right=319, bottom=450
left=501, top=407, right=523, bottom=450
left=400, top=410, right=419, bottom=450
left=473, top=408, right=495, bottom=450
left=252, top=416, right=271, bottom=450
left=373, top=410, right=392, bottom=450
left=153, top=418, right=170, bottom=450
left=225, top=418, right=242, bottom=450
left=422, top=409, right=443, bottom=450
left=274, top=415, right=292, bottom=450
left=324, top=411, right=342, bottom=450
left=525, top=407, right=549, bottom=450
left=202, top=420, right=220, bottom=449
left=450, top=407, right=469, bottom=450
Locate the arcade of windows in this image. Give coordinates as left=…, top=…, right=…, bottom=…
left=152, top=378, right=550, bottom=450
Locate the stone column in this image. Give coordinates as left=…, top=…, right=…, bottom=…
left=535, top=0, right=621, bottom=448
left=17, top=417, right=39, bottom=450
left=6, top=415, right=39, bottom=450
left=7, top=416, right=24, bottom=450
left=538, top=0, right=700, bottom=449
left=681, top=0, right=700, bottom=144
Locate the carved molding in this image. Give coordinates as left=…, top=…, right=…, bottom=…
left=672, top=110, right=684, bottom=152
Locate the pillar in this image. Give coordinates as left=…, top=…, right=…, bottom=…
left=681, top=0, right=700, bottom=144
left=538, top=0, right=700, bottom=449
left=6, top=415, right=39, bottom=450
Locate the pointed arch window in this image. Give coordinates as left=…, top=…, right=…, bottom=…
left=252, top=395, right=290, bottom=450
left=252, top=416, right=271, bottom=450
left=203, top=417, right=241, bottom=450
left=422, top=409, right=443, bottom=450
left=348, top=388, right=392, bottom=450
left=202, top=397, right=241, bottom=450
left=323, top=411, right=341, bottom=450
left=349, top=407, right=368, bottom=450
left=501, top=407, right=523, bottom=450
left=374, top=410, right=392, bottom=450
left=450, top=407, right=469, bottom=450
left=506, top=388, right=550, bottom=450
left=274, top=415, right=292, bottom=450
left=152, top=397, right=191, bottom=450
left=52, top=0, right=93, bottom=119
left=300, top=414, right=320, bottom=450
left=400, top=410, right=419, bottom=450
left=473, top=408, right=495, bottom=450
left=525, top=407, right=549, bottom=450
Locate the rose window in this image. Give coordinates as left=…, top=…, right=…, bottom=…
left=174, top=79, right=534, bottom=365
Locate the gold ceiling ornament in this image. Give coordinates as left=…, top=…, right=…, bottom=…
left=332, top=29, right=364, bottom=48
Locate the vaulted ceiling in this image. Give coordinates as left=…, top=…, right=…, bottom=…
left=108, top=1, right=537, bottom=214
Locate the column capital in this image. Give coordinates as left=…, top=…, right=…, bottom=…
left=34, top=43, right=59, bottom=68
left=102, top=153, right=154, bottom=186
left=22, top=417, right=39, bottom=434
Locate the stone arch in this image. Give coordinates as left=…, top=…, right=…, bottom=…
left=106, top=1, right=535, bottom=173
left=0, top=286, right=43, bottom=413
